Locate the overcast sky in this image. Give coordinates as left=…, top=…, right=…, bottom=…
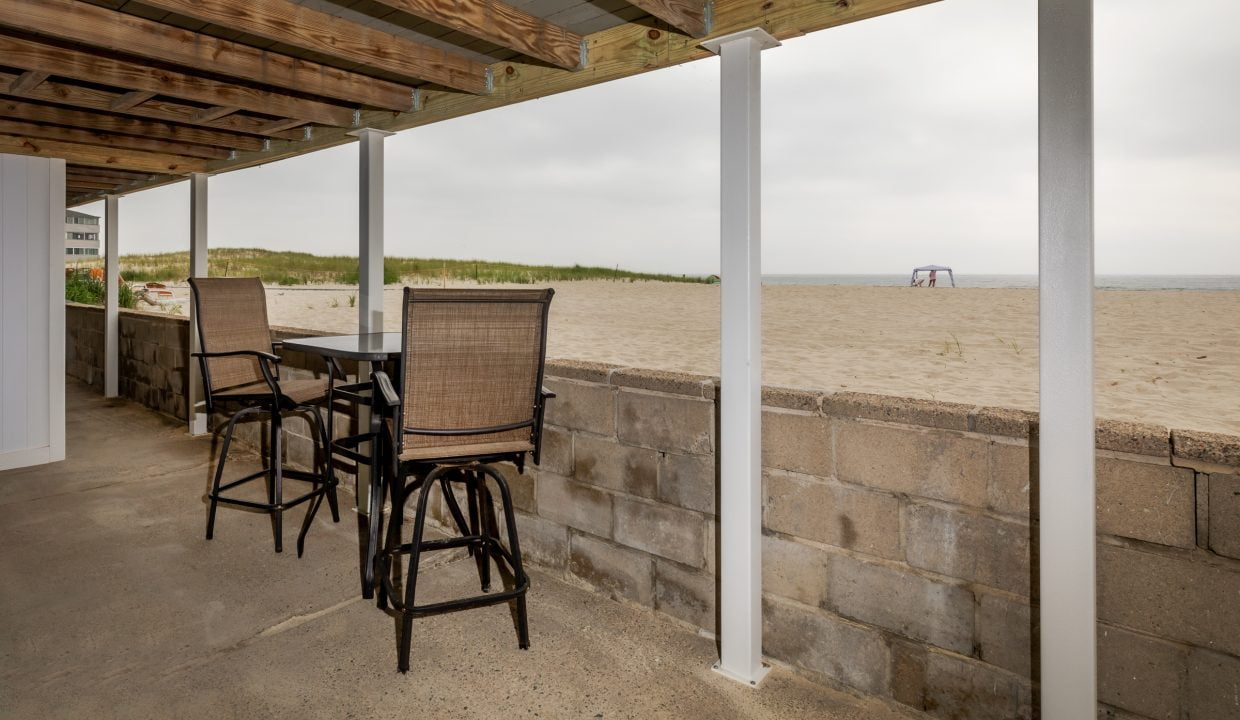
left=81, top=0, right=1239, bottom=276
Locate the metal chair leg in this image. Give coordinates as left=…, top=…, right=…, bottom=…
left=270, top=409, right=284, bottom=553
left=207, top=406, right=260, bottom=540
left=311, top=405, right=340, bottom=523
left=397, top=467, right=442, bottom=673
left=480, top=464, right=529, bottom=649
left=473, top=472, right=492, bottom=592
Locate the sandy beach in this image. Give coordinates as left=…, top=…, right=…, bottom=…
left=147, top=281, right=1240, bottom=435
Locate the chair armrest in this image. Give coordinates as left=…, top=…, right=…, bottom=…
left=191, top=349, right=282, bottom=363
left=271, top=340, right=283, bottom=352
left=541, top=386, right=556, bottom=400
left=372, top=370, right=400, bottom=409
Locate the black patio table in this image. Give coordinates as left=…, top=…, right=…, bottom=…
left=281, top=332, right=402, bottom=598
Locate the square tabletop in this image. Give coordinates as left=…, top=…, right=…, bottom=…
left=281, top=332, right=402, bottom=362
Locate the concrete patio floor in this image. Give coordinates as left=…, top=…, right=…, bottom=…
left=1, top=380, right=920, bottom=719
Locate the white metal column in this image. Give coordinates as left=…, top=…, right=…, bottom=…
left=349, top=128, right=392, bottom=335
left=104, top=194, right=119, bottom=398
left=187, top=173, right=209, bottom=435
left=1039, top=0, right=1096, bottom=716
left=703, top=28, right=779, bottom=687
left=347, top=127, right=393, bottom=507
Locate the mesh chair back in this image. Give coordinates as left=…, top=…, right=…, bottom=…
left=397, top=288, right=554, bottom=456
left=188, top=277, right=273, bottom=391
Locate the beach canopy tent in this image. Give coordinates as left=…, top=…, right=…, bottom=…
left=0, top=0, right=1100, bottom=714
left=910, top=265, right=956, bottom=287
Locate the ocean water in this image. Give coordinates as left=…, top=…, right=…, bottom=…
left=763, top=274, right=1240, bottom=291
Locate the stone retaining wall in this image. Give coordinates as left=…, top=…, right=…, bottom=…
left=63, top=303, right=1240, bottom=719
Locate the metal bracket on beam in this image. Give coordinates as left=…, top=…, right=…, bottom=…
left=303, top=126, right=313, bottom=141
left=411, top=88, right=422, bottom=112
left=485, top=67, right=494, bottom=94
left=703, top=2, right=714, bottom=36
left=579, top=40, right=589, bottom=70
left=262, top=139, right=271, bottom=152
left=352, top=108, right=362, bottom=127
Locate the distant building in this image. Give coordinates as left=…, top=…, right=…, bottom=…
left=65, top=210, right=100, bottom=257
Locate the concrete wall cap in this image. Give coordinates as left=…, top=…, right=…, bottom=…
left=610, top=367, right=715, bottom=398
left=1173, top=428, right=1240, bottom=469
left=1095, top=418, right=1171, bottom=457
left=969, top=406, right=1039, bottom=438
left=762, top=386, right=823, bottom=412
left=545, top=358, right=623, bottom=383
left=825, top=391, right=973, bottom=432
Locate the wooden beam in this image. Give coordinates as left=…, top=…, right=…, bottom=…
left=0, top=96, right=262, bottom=151
left=367, top=0, right=584, bottom=70
left=0, top=34, right=355, bottom=127
left=0, top=0, right=418, bottom=112
left=7, top=70, right=50, bottom=94
left=68, top=179, right=123, bottom=191
left=67, top=166, right=159, bottom=182
left=137, top=0, right=489, bottom=94
left=0, top=118, right=229, bottom=159
left=190, top=106, right=240, bottom=123
left=109, top=91, right=156, bottom=111
left=0, top=72, right=302, bottom=141
left=255, top=118, right=308, bottom=135
left=623, top=0, right=708, bottom=36
left=0, top=133, right=208, bottom=173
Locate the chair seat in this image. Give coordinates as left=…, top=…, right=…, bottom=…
left=398, top=439, right=533, bottom=463
left=215, top=377, right=329, bottom=405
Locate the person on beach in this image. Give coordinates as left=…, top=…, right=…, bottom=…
left=928, top=270, right=937, bottom=287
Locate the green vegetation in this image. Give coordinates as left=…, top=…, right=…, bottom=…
left=65, top=272, right=137, bottom=309
left=80, top=248, right=709, bottom=286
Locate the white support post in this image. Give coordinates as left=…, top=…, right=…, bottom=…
left=1039, top=0, right=1097, bottom=716
left=347, top=127, right=393, bottom=508
left=103, top=194, right=120, bottom=398
left=349, top=128, right=392, bottom=335
left=187, top=173, right=209, bottom=435
left=702, top=28, right=779, bottom=687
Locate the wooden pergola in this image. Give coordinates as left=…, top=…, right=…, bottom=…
left=0, top=0, right=1101, bottom=716
left=0, top=0, right=929, bottom=206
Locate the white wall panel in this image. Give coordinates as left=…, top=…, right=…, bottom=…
left=0, top=153, right=65, bottom=471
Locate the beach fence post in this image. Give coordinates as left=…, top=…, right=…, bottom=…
left=702, top=27, right=780, bottom=687
left=1039, top=0, right=1097, bottom=716
left=348, top=127, right=393, bottom=508
left=187, top=172, right=209, bottom=436
left=104, top=193, right=119, bottom=398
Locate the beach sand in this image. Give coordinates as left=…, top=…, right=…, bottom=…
left=151, top=280, right=1240, bottom=435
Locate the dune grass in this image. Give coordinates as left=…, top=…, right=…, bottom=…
left=74, top=248, right=709, bottom=286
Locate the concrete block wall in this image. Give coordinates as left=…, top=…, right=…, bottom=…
left=507, top=363, right=1240, bottom=720
left=66, top=302, right=188, bottom=419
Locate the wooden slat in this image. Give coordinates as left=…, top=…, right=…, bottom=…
left=255, top=118, right=308, bottom=135
left=367, top=0, right=584, bottom=70
left=0, top=96, right=262, bottom=151
left=0, top=72, right=302, bottom=141
left=137, top=0, right=489, bottom=94
left=67, top=165, right=158, bottom=182
left=0, top=133, right=207, bottom=173
left=0, top=34, right=355, bottom=127
left=0, top=118, right=229, bottom=159
left=0, top=0, right=418, bottom=112
left=68, top=178, right=122, bottom=190
left=7, top=70, right=51, bottom=94
left=622, top=0, right=708, bottom=36
left=190, top=106, right=240, bottom=123
left=109, top=91, right=156, bottom=111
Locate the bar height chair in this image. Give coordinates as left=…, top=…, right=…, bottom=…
left=188, top=277, right=340, bottom=556
left=368, top=288, right=555, bottom=673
